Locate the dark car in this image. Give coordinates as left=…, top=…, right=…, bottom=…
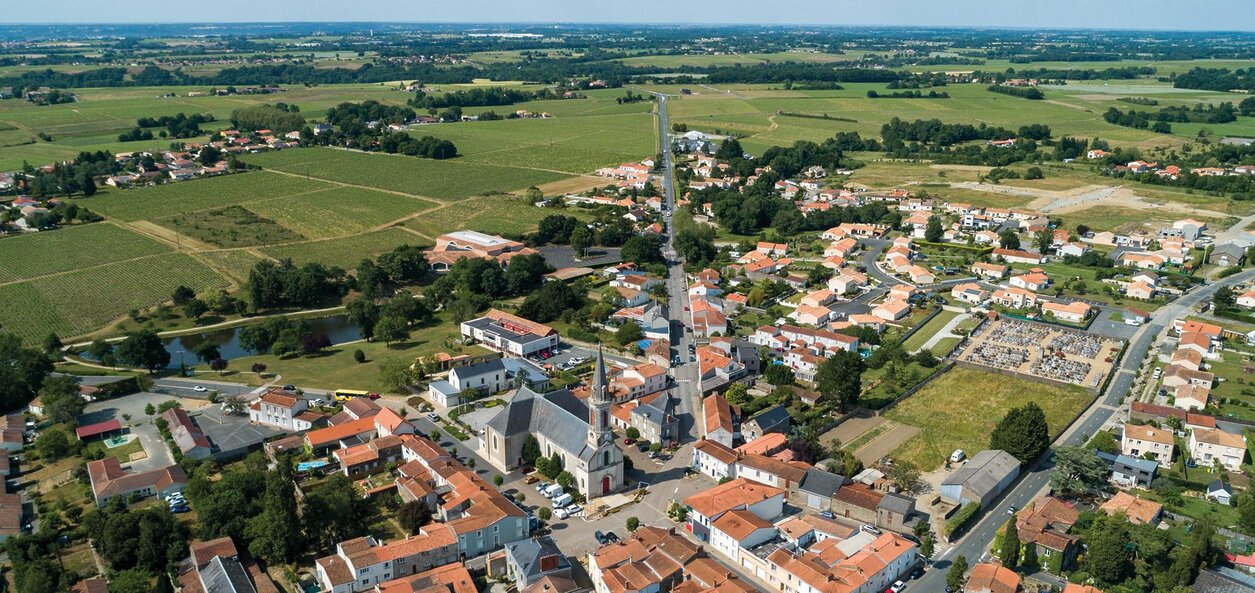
left=605, top=531, right=620, bottom=543
left=282, top=384, right=296, bottom=391
left=594, top=531, right=608, bottom=546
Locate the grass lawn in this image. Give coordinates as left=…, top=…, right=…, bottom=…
left=932, top=337, right=963, bottom=357
left=83, top=436, right=145, bottom=462
left=205, top=312, right=486, bottom=393
left=1208, top=350, right=1255, bottom=421
left=902, top=310, right=961, bottom=353
left=886, top=366, right=1094, bottom=471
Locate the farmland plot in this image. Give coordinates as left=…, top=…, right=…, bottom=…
left=247, top=186, right=437, bottom=238
left=262, top=227, right=425, bottom=268
left=0, top=223, right=171, bottom=283
left=0, top=253, right=230, bottom=342
left=97, top=171, right=334, bottom=221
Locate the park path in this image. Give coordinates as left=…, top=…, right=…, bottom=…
left=913, top=312, right=971, bottom=354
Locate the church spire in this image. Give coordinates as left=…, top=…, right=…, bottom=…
left=592, top=343, right=608, bottom=403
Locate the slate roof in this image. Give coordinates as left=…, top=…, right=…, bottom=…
left=505, top=536, right=570, bottom=585
left=199, top=555, right=258, bottom=593
left=450, top=358, right=506, bottom=384
left=942, top=450, right=1020, bottom=499
left=878, top=492, right=915, bottom=515
left=799, top=467, right=843, bottom=499
left=485, top=386, right=595, bottom=461
left=748, top=405, right=790, bottom=434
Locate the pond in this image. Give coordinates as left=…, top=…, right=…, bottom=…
left=82, top=314, right=363, bottom=369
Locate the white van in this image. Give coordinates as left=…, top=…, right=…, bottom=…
left=543, top=484, right=564, bottom=499
left=551, top=493, right=573, bottom=508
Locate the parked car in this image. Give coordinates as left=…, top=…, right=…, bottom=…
left=949, top=449, right=965, bottom=463
left=282, top=384, right=296, bottom=391
left=595, top=531, right=608, bottom=545
left=551, top=493, right=574, bottom=508
left=605, top=531, right=620, bottom=543
left=890, top=580, right=906, bottom=593
left=565, top=504, right=583, bottom=516
left=862, top=524, right=881, bottom=535
left=554, top=507, right=570, bottom=520
left=1006, top=505, right=1017, bottom=515
left=426, top=412, right=440, bottom=422
left=309, top=398, right=325, bottom=407
left=623, top=438, right=636, bottom=445
left=535, top=482, right=550, bottom=493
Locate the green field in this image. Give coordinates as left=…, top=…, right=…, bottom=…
left=261, top=227, right=425, bottom=269
left=886, top=367, right=1093, bottom=471
left=158, top=205, right=306, bottom=248
left=0, top=223, right=171, bottom=283
left=902, top=310, right=962, bottom=353
left=403, top=195, right=594, bottom=238
left=94, top=171, right=335, bottom=221
left=245, top=185, right=437, bottom=238
left=0, top=252, right=230, bottom=343
left=243, top=147, right=569, bottom=201
left=0, top=83, right=414, bottom=171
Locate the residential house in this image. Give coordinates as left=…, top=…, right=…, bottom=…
left=1209, top=243, right=1247, bottom=267
left=971, top=262, right=1009, bottom=281
left=1099, top=491, right=1163, bottom=526
left=683, top=478, right=785, bottom=541
left=952, top=283, right=989, bottom=305
left=1121, top=423, right=1175, bottom=467
left=964, top=563, right=1020, bottom=593
left=1042, top=301, right=1092, bottom=324
left=1188, top=428, right=1246, bottom=471
left=1095, top=451, right=1158, bottom=489
left=742, top=405, right=790, bottom=441
left=162, top=407, right=212, bottom=460
left=992, top=248, right=1043, bottom=265
left=992, top=287, right=1038, bottom=310
left=692, top=439, right=739, bottom=482
left=248, top=390, right=319, bottom=432
left=703, top=394, right=738, bottom=448
left=1016, top=496, right=1080, bottom=572
left=1207, top=480, right=1234, bottom=505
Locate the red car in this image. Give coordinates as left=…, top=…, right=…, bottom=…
left=367, top=392, right=380, bottom=400
left=623, top=438, right=636, bottom=445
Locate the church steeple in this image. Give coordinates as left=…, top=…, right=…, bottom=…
left=588, top=344, right=612, bottom=448
left=591, top=344, right=609, bottom=403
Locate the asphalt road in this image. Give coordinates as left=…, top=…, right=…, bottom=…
left=912, top=267, right=1255, bottom=593
left=649, top=92, right=703, bottom=442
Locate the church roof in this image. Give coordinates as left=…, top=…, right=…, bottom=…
left=486, top=386, right=598, bottom=461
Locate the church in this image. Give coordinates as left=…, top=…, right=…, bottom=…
left=481, top=347, right=625, bottom=498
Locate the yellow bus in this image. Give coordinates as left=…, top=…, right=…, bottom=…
left=333, top=389, right=379, bottom=402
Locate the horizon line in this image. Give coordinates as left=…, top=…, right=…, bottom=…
left=0, top=21, right=1253, bottom=34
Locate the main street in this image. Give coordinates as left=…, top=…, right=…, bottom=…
left=650, top=92, right=704, bottom=442
left=913, top=266, right=1255, bottom=592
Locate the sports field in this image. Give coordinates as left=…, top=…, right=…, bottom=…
left=885, top=367, right=1093, bottom=471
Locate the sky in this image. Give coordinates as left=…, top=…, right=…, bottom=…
left=8, top=0, right=1254, bottom=31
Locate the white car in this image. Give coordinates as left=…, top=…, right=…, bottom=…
left=192, top=385, right=207, bottom=393
left=565, top=504, right=583, bottom=516
left=890, top=580, right=906, bottom=593
left=554, top=507, right=570, bottom=520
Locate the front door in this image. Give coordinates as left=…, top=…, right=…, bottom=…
left=602, top=475, right=611, bottom=495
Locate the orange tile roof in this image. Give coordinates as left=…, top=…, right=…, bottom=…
left=965, top=563, right=1020, bottom=593
left=683, top=478, right=784, bottom=519
left=694, top=439, right=739, bottom=464
left=712, top=509, right=773, bottom=541
left=1122, top=423, right=1174, bottom=446
left=1099, top=491, right=1163, bottom=525
left=703, top=394, right=734, bottom=436
left=305, top=416, right=375, bottom=448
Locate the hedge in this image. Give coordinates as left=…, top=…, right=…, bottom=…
left=914, top=240, right=994, bottom=255
left=945, top=502, right=982, bottom=537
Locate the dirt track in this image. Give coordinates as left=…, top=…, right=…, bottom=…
left=950, top=182, right=1231, bottom=219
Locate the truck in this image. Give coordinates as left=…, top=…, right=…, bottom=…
left=543, top=484, right=564, bottom=499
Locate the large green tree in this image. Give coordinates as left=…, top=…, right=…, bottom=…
left=1085, top=515, right=1133, bottom=587
left=1050, top=446, right=1109, bottom=495
left=38, top=374, right=85, bottom=425
left=115, top=330, right=171, bottom=373
left=814, top=350, right=866, bottom=412
left=990, top=402, right=1050, bottom=464
left=0, top=333, right=53, bottom=413
left=924, top=215, right=944, bottom=242
left=246, top=464, right=302, bottom=564
left=947, top=555, right=968, bottom=591
left=999, top=516, right=1021, bottom=568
